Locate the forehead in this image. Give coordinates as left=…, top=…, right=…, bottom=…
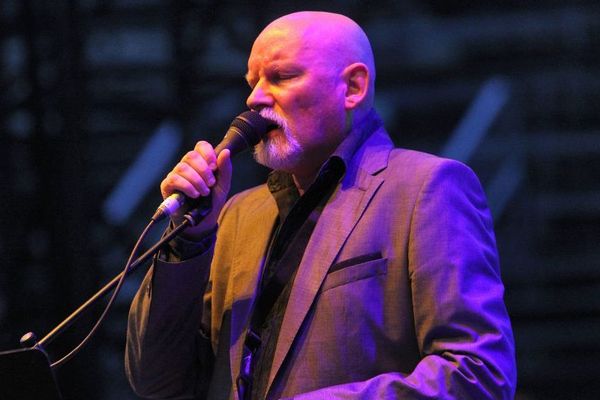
left=248, top=27, right=305, bottom=68
left=249, top=21, right=342, bottom=71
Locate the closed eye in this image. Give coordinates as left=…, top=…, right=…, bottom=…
left=277, top=72, right=297, bottom=80
left=270, top=65, right=302, bottom=83
left=270, top=72, right=297, bottom=84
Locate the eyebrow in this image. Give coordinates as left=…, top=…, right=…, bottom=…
left=244, top=61, right=301, bottom=87
left=244, top=72, right=255, bottom=88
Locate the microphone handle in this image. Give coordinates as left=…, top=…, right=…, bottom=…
left=152, top=188, right=212, bottom=225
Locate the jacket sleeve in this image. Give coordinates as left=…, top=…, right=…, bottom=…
left=125, top=244, right=215, bottom=399
left=285, top=159, right=516, bottom=399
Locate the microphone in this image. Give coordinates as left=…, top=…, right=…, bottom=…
left=152, top=110, right=272, bottom=222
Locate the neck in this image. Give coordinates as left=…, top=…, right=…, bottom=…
left=292, top=172, right=318, bottom=195
left=288, top=142, right=338, bottom=195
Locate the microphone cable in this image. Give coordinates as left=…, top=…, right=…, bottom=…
left=50, top=218, right=157, bottom=368
left=45, top=110, right=272, bottom=369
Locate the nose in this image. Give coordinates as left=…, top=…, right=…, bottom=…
left=246, top=80, right=274, bottom=111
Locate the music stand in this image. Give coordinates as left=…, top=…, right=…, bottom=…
left=0, top=347, right=62, bottom=400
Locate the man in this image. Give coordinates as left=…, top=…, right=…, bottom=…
left=126, top=11, right=516, bottom=400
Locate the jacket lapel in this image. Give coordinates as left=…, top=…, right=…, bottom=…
left=228, top=191, right=278, bottom=391
left=266, top=128, right=393, bottom=392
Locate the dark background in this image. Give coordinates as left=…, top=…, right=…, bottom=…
left=1, top=1, right=599, bottom=399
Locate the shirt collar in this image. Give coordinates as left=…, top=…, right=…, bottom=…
left=330, top=108, right=384, bottom=168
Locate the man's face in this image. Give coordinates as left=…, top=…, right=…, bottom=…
left=245, top=25, right=347, bottom=174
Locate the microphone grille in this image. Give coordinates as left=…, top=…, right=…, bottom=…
left=231, top=110, right=273, bottom=146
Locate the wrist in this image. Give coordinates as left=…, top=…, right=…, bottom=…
left=164, top=222, right=217, bottom=261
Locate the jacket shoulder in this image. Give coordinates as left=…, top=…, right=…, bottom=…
left=387, top=148, right=478, bottom=179
left=217, top=183, right=273, bottom=225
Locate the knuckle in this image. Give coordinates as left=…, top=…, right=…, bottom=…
left=182, top=150, right=197, bottom=161
left=163, top=173, right=178, bottom=187
left=162, top=172, right=174, bottom=183
left=161, top=175, right=177, bottom=195
left=173, top=162, right=189, bottom=174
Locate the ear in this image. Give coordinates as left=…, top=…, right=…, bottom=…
left=342, top=62, right=369, bottom=110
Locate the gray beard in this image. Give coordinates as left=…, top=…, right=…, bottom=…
left=253, top=130, right=303, bottom=170
left=253, top=109, right=304, bottom=171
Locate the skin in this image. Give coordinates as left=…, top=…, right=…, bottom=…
left=160, top=12, right=375, bottom=239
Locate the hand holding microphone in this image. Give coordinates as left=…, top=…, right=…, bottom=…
left=155, top=111, right=272, bottom=240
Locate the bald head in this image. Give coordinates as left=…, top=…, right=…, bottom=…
left=253, top=11, right=376, bottom=108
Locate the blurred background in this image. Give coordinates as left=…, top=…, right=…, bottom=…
left=1, top=0, right=599, bottom=399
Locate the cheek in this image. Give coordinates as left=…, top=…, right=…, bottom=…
left=280, top=94, right=322, bottom=134
left=277, top=78, right=346, bottom=139
left=289, top=76, right=339, bottom=111
left=294, top=87, right=343, bottom=120
left=288, top=88, right=321, bottom=113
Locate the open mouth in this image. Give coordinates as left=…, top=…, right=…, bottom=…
left=262, top=118, right=280, bottom=140
left=258, top=109, right=285, bottom=137
left=266, top=122, right=279, bottom=133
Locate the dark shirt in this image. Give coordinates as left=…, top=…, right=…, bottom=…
left=249, top=158, right=345, bottom=400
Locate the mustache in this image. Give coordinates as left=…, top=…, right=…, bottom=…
left=259, top=108, right=289, bottom=132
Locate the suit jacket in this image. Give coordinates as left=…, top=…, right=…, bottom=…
left=126, top=118, right=516, bottom=399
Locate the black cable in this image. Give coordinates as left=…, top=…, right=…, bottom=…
left=50, top=219, right=156, bottom=369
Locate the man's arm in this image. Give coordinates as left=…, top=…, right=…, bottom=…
left=125, top=140, right=233, bottom=398
left=125, top=245, right=215, bottom=399
left=284, top=160, right=516, bottom=399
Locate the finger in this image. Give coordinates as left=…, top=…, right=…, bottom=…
left=160, top=171, right=202, bottom=199
left=173, top=161, right=214, bottom=196
left=194, top=141, right=218, bottom=171
left=181, top=149, right=216, bottom=189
